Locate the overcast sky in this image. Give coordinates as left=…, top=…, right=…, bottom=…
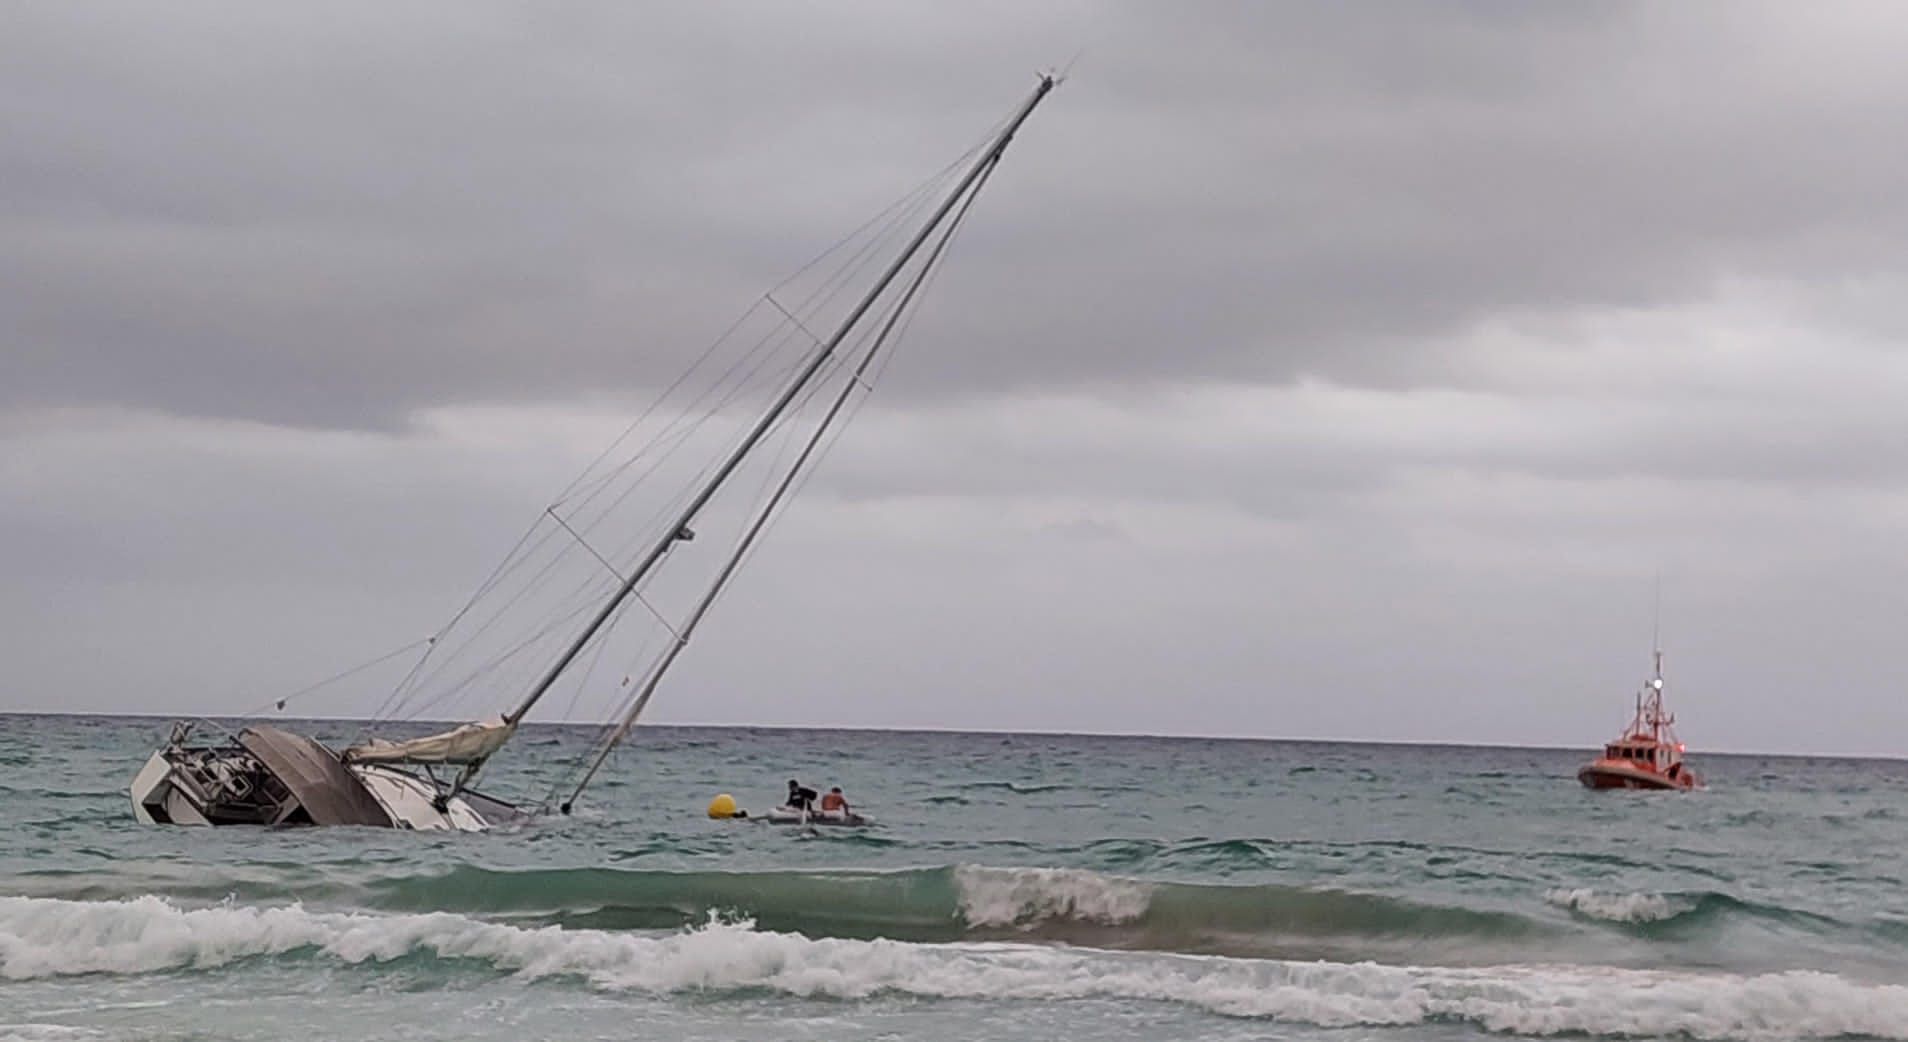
left=5, top=3, right=1908, bottom=754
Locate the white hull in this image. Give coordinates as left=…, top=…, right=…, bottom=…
left=129, top=726, right=517, bottom=831
left=350, top=765, right=494, bottom=830
left=129, top=751, right=210, bottom=826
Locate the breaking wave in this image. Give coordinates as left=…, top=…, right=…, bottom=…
left=348, top=863, right=1546, bottom=957
left=1546, top=888, right=1687, bottom=923
left=1543, top=887, right=1845, bottom=938
left=3, top=895, right=1907, bottom=1040
left=17, top=862, right=1886, bottom=963
left=952, top=864, right=1153, bottom=927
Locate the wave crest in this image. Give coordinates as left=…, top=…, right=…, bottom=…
left=953, top=865, right=1152, bottom=928
left=1545, top=888, right=1686, bottom=923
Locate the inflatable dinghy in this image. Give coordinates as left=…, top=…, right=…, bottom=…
left=764, top=807, right=872, bottom=827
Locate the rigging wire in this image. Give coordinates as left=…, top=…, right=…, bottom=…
left=559, top=196, right=945, bottom=550
left=556, top=592, right=628, bottom=724
left=362, top=98, right=1031, bottom=757
left=242, top=635, right=437, bottom=720
left=558, top=138, right=965, bottom=535
left=398, top=188, right=948, bottom=726
left=499, top=253, right=907, bottom=707
left=563, top=338, right=861, bottom=767
left=551, top=149, right=970, bottom=520
left=368, top=141, right=983, bottom=730
left=554, top=153, right=1007, bottom=810
left=562, top=291, right=889, bottom=739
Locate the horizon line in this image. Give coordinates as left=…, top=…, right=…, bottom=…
left=9, top=709, right=1903, bottom=763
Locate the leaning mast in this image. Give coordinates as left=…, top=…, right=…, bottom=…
left=451, top=74, right=1059, bottom=791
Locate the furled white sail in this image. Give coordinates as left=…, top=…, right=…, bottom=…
left=343, top=717, right=515, bottom=765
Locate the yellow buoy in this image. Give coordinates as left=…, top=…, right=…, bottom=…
left=706, top=793, right=738, bottom=819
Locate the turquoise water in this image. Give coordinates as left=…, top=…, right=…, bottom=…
left=4, top=714, right=1908, bottom=1040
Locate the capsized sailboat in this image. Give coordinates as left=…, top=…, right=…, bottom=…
left=1576, top=650, right=1700, bottom=791
left=128, top=74, right=1060, bottom=831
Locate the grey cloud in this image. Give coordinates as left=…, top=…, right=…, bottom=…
left=6, top=392, right=1907, bottom=751
left=9, top=4, right=1908, bottom=429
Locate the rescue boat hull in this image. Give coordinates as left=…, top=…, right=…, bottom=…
left=1576, top=760, right=1697, bottom=791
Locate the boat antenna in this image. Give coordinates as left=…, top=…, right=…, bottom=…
left=1057, top=49, right=1086, bottom=84
left=444, top=73, right=1060, bottom=798
left=1651, top=571, right=1664, bottom=688
left=1644, top=571, right=1672, bottom=736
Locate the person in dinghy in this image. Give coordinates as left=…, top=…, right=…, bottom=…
left=766, top=780, right=871, bottom=826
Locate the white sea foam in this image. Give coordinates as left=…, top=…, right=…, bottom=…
left=4, top=896, right=1907, bottom=1040
left=1544, top=888, right=1685, bottom=923
left=0, top=1028, right=101, bottom=1042
left=952, top=865, right=1153, bottom=928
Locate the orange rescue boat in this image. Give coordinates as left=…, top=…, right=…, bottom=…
left=1577, top=650, right=1699, bottom=791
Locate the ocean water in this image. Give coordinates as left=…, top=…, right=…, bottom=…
left=3, top=714, right=1907, bottom=1041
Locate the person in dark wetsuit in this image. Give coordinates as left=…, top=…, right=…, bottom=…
left=785, top=779, right=818, bottom=812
